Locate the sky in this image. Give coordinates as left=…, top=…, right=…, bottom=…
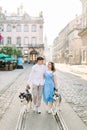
left=0, top=0, right=82, bottom=44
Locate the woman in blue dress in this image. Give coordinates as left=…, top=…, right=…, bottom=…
left=43, top=62, right=58, bottom=113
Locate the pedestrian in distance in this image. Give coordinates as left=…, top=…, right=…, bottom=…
left=43, top=62, right=58, bottom=114
left=27, top=56, right=46, bottom=114
left=17, top=56, right=24, bottom=69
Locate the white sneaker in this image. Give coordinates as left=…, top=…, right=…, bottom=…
left=37, top=107, right=41, bottom=114
left=48, top=109, right=52, bottom=114
left=33, top=106, right=38, bottom=113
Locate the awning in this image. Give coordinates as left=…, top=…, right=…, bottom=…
left=0, top=53, right=10, bottom=59
left=4, top=57, right=17, bottom=62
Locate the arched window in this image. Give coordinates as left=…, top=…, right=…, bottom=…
left=7, top=37, right=11, bottom=44
left=0, top=24, right=4, bottom=31
left=31, top=37, right=37, bottom=45
left=16, top=24, right=21, bottom=32
left=16, top=37, right=21, bottom=45
left=24, top=37, right=29, bottom=44
left=24, top=25, right=29, bottom=32
left=7, top=24, right=11, bottom=32
left=32, top=25, right=37, bottom=32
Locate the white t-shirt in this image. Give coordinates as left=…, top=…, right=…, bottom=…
left=27, top=64, right=46, bottom=86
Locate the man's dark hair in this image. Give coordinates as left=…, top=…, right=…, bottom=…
left=37, top=56, right=44, bottom=61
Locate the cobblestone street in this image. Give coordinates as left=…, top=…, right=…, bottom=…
left=57, top=67, right=87, bottom=126
left=0, top=64, right=32, bottom=130
left=0, top=64, right=60, bottom=130
left=0, top=64, right=87, bottom=130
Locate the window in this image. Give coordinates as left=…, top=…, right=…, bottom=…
left=31, top=37, right=36, bottom=44
left=17, top=37, right=21, bottom=45
left=16, top=25, right=21, bottom=32
left=82, top=50, right=86, bottom=62
left=16, top=16, right=21, bottom=21
left=7, top=37, right=11, bottom=44
left=24, top=37, right=29, bottom=44
left=32, top=25, right=36, bottom=32
left=0, top=24, right=4, bottom=31
left=24, top=25, right=29, bottom=32
left=7, top=24, right=11, bottom=32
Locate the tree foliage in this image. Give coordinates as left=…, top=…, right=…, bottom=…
left=0, top=46, right=22, bottom=57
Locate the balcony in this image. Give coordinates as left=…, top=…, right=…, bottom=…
left=8, top=43, right=44, bottom=49
left=25, top=44, right=44, bottom=48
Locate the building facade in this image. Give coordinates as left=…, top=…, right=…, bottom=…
left=0, top=6, right=44, bottom=63
left=44, top=36, right=52, bottom=62
left=52, top=15, right=82, bottom=65
left=79, top=0, right=87, bottom=64
left=52, top=37, right=59, bottom=62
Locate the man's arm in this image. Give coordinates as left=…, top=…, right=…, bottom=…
left=27, top=66, right=35, bottom=87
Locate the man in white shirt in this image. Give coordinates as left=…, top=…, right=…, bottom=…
left=27, top=56, right=46, bottom=113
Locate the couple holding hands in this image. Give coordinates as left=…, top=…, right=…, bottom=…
left=27, top=56, right=58, bottom=114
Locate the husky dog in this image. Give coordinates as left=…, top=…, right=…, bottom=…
left=52, top=91, right=62, bottom=115
left=19, top=85, right=32, bottom=112
left=19, top=91, right=32, bottom=103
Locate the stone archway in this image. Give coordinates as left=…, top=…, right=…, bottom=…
left=30, top=50, right=38, bottom=63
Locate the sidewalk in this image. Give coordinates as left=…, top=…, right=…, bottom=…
left=15, top=99, right=87, bottom=130
left=55, top=63, right=87, bottom=75
left=58, top=99, right=87, bottom=130
left=68, top=64, right=87, bottom=74
left=15, top=103, right=60, bottom=130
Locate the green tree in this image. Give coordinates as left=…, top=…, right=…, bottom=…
left=0, top=46, right=22, bottom=57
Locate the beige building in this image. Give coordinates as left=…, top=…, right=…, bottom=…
left=79, top=0, right=87, bottom=64
left=44, top=36, right=52, bottom=62
left=0, top=6, right=44, bottom=63
left=52, top=36, right=59, bottom=62
left=52, top=15, right=82, bottom=64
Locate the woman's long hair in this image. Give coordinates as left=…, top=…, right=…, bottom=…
left=49, top=62, right=56, bottom=72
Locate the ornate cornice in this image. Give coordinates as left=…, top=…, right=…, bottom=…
left=0, top=12, right=44, bottom=24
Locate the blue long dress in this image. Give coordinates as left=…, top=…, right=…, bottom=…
left=43, top=70, right=55, bottom=102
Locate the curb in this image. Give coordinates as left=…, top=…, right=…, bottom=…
left=15, top=102, right=87, bottom=130
left=55, top=112, right=68, bottom=130
left=15, top=106, right=67, bottom=130
left=57, top=101, right=87, bottom=130
left=15, top=105, right=27, bottom=130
